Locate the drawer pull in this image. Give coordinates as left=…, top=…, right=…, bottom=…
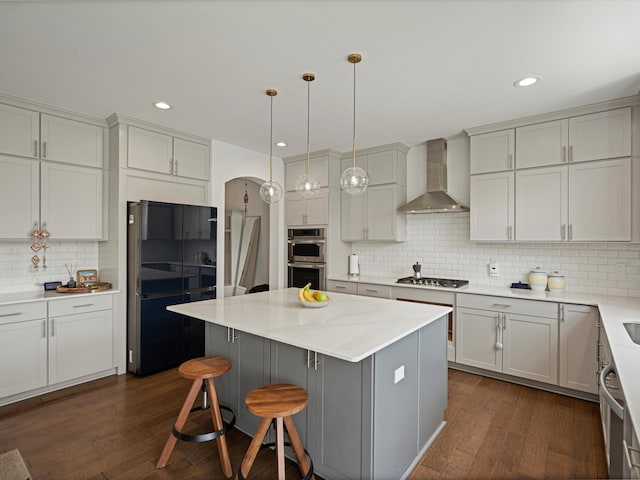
left=492, top=303, right=512, bottom=308
left=365, top=289, right=378, bottom=293
left=72, top=303, right=94, bottom=308
left=335, top=286, right=347, bottom=289
left=0, top=312, right=22, bottom=318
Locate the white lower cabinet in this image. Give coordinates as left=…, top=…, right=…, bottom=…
left=48, top=295, right=114, bottom=385
left=558, top=303, right=598, bottom=394
left=456, top=294, right=558, bottom=385
left=0, top=303, right=48, bottom=398
left=0, top=295, right=115, bottom=405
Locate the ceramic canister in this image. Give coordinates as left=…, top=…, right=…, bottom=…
left=528, top=267, right=548, bottom=292
left=547, top=271, right=566, bottom=293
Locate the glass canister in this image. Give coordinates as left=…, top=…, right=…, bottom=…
left=528, top=267, right=548, bottom=292
left=547, top=271, right=566, bottom=293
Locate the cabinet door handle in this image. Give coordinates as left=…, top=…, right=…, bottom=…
left=174, top=159, right=178, bottom=175
left=307, top=349, right=312, bottom=369
left=508, top=153, right=513, bottom=169
left=562, top=145, right=567, bottom=163
left=50, top=319, right=55, bottom=337
left=560, top=304, right=565, bottom=322
left=561, top=224, right=566, bottom=240
left=506, top=225, right=513, bottom=240
left=42, top=141, right=47, bottom=159
left=72, top=303, right=94, bottom=309
left=314, top=351, right=321, bottom=370
left=169, top=159, right=173, bottom=174
left=495, top=314, right=503, bottom=350
left=569, top=145, right=573, bottom=162
left=231, top=328, right=237, bottom=343
left=0, top=312, right=21, bottom=318
left=42, top=319, right=46, bottom=338
left=34, top=139, right=39, bottom=157
left=568, top=224, right=573, bottom=240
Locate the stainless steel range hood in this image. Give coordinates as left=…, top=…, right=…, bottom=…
left=398, top=138, right=469, bottom=214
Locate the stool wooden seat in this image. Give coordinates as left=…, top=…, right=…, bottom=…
left=157, top=356, right=234, bottom=478
left=236, top=384, right=314, bottom=480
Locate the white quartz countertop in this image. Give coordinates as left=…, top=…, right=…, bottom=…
left=330, top=274, right=640, bottom=441
left=167, top=287, right=451, bottom=363
left=0, top=289, right=119, bottom=306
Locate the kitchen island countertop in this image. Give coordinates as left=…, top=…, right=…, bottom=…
left=167, top=287, right=451, bottom=363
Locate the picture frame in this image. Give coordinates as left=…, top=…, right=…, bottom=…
left=77, top=269, right=98, bottom=287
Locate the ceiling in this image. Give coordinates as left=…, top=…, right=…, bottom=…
left=1, top=0, right=639, bottom=158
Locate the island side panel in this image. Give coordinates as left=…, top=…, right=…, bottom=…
left=418, top=315, right=448, bottom=451
left=373, top=331, right=419, bottom=479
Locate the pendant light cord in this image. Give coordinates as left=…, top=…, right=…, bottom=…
left=269, top=94, right=273, bottom=182
left=306, top=78, right=311, bottom=175
left=352, top=58, right=357, bottom=169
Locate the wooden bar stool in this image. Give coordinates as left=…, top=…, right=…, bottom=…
left=236, top=383, right=314, bottom=480
left=156, top=356, right=236, bottom=478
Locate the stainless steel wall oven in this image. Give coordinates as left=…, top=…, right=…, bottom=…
left=287, top=227, right=326, bottom=290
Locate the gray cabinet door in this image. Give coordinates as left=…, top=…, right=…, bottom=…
left=270, top=341, right=311, bottom=453
left=310, top=353, right=367, bottom=480
left=206, top=324, right=234, bottom=408
left=233, top=331, right=271, bottom=434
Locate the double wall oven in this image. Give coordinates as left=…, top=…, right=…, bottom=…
left=287, top=227, right=326, bottom=290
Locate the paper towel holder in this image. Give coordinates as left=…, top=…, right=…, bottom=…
left=349, top=253, right=360, bottom=277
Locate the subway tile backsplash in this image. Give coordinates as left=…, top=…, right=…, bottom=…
left=0, top=241, right=99, bottom=293
left=353, top=213, right=640, bottom=298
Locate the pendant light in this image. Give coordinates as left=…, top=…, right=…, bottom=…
left=295, top=73, right=320, bottom=199
left=259, top=89, right=283, bottom=204
left=340, top=53, right=369, bottom=196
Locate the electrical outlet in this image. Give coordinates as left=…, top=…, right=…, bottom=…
left=616, top=263, right=626, bottom=275
left=489, top=262, right=499, bottom=277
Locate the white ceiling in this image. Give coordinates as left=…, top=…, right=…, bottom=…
left=1, top=0, right=639, bottom=158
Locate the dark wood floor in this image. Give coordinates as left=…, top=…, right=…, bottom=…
left=409, top=369, right=608, bottom=479
left=0, top=368, right=608, bottom=480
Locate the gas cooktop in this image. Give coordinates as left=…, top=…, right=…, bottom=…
left=396, top=276, right=469, bottom=289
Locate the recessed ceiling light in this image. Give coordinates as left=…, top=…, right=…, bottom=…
left=154, top=101, right=172, bottom=110
left=275, top=142, right=287, bottom=147
left=514, top=76, right=541, bottom=88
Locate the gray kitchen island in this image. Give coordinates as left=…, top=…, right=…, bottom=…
left=168, top=288, right=450, bottom=480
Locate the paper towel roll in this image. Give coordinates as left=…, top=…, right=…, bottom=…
left=349, top=254, right=360, bottom=276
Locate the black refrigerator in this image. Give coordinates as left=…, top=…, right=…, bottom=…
left=127, top=200, right=217, bottom=376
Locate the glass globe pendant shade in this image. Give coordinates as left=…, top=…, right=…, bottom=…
left=295, top=174, right=320, bottom=199
left=259, top=180, right=283, bottom=204
left=340, top=166, right=369, bottom=195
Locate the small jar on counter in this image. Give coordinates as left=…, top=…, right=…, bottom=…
left=547, top=271, right=565, bottom=293
left=528, top=267, right=548, bottom=292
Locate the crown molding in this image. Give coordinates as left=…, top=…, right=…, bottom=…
left=0, top=92, right=107, bottom=127
left=106, top=113, right=211, bottom=145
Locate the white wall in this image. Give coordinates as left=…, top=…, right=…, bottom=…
left=211, top=140, right=285, bottom=294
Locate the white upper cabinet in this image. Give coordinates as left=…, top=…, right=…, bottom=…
left=127, top=126, right=173, bottom=174
left=516, top=119, right=569, bottom=169
left=470, top=171, right=514, bottom=241
left=173, top=138, right=210, bottom=180
left=40, top=162, right=103, bottom=240
left=284, top=155, right=329, bottom=191
left=0, top=156, right=39, bottom=239
left=127, top=126, right=210, bottom=181
left=341, top=149, right=402, bottom=186
left=285, top=189, right=329, bottom=226
left=0, top=103, right=39, bottom=158
left=40, top=114, right=103, bottom=168
left=568, top=108, right=631, bottom=163
left=470, top=129, right=514, bottom=174
left=0, top=103, right=104, bottom=168
left=516, top=166, right=568, bottom=241
left=568, top=158, right=631, bottom=241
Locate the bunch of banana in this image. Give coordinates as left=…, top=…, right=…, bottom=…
left=298, top=282, right=330, bottom=302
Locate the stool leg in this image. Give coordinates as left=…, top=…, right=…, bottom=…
left=205, top=378, right=233, bottom=478
left=235, top=416, right=272, bottom=480
left=276, top=417, right=286, bottom=480
left=156, top=378, right=202, bottom=468
left=283, top=415, right=315, bottom=480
